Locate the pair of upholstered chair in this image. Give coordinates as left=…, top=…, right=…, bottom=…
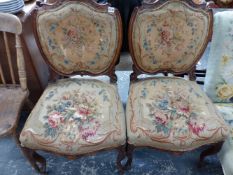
left=18, top=0, right=229, bottom=174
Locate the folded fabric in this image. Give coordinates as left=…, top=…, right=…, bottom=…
left=215, top=103, right=233, bottom=175
left=204, top=11, right=233, bottom=103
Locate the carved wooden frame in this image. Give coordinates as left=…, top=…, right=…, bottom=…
left=126, top=0, right=224, bottom=171
left=32, top=0, right=123, bottom=83
left=128, top=0, right=213, bottom=81
left=19, top=0, right=129, bottom=174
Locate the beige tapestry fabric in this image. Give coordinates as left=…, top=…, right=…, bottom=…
left=20, top=79, right=126, bottom=155
left=36, top=2, right=119, bottom=74
left=126, top=77, right=228, bottom=151
left=131, top=1, right=211, bottom=73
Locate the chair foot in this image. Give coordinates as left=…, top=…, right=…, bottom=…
left=116, top=144, right=127, bottom=174
left=20, top=147, right=47, bottom=174
left=116, top=143, right=135, bottom=173
left=125, top=144, right=134, bottom=170
left=198, top=142, right=223, bottom=168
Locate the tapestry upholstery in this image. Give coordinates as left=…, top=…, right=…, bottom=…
left=20, top=79, right=126, bottom=155
left=215, top=103, right=233, bottom=145
left=126, top=77, right=229, bottom=151
left=215, top=103, right=233, bottom=175
left=204, top=11, right=233, bottom=103
left=130, top=0, right=211, bottom=73
left=36, top=2, right=119, bottom=74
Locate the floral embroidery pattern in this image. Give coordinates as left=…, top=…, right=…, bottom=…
left=146, top=90, right=206, bottom=137
left=215, top=55, right=233, bottom=102
left=43, top=90, right=101, bottom=143
left=128, top=78, right=228, bottom=151
left=20, top=79, right=125, bottom=154
left=37, top=3, right=118, bottom=74
left=132, top=1, right=210, bottom=72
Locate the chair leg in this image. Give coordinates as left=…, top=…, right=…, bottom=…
left=20, top=147, right=47, bottom=174
left=116, top=144, right=127, bottom=174
left=13, top=130, right=46, bottom=174
left=125, top=144, right=134, bottom=170
left=199, top=142, right=223, bottom=167
left=26, top=98, right=34, bottom=110
left=116, top=143, right=135, bottom=174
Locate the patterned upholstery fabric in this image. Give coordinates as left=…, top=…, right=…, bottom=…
left=130, top=1, right=211, bottom=73
left=20, top=79, right=126, bottom=155
left=215, top=103, right=233, bottom=175
left=126, top=77, right=229, bottom=151
left=36, top=2, right=119, bottom=74
left=215, top=103, right=233, bottom=144
left=204, top=11, right=233, bottom=103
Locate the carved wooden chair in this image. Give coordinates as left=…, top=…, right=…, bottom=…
left=19, top=0, right=127, bottom=173
left=125, top=0, right=229, bottom=169
left=0, top=13, right=28, bottom=140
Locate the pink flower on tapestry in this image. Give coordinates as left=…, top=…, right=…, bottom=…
left=78, top=106, right=92, bottom=116
left=67, top=27, right=79, bottom=43
left=154, top=112, right=168, bottom=125
left=188, top=121, right=205, bottom=135
left=81, top=129, right=96, bottom=140
left=48, top=113, right=64, bottom=128
left=160, top=28, right=173, bottom=46
left=80, top=121, right=100, bottom=141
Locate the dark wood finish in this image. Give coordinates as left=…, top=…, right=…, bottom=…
left=128, top=0, right=213, bottom=81
left=33, top=0, right=122, bottom=83
left=210, top=0, right=233, bottom=7
left=199, top=141, right=224, bottom=167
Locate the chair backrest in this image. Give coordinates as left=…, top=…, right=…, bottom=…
left=32, top=0, right=122, bottom=82
left=128, top=0, right=212, bottom=81
left=0, top=13, right=27, bottom=91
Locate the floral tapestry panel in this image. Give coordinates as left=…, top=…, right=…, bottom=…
left=131, top=1, right=211, bottom=73
left=126, top=77, right=229, bottom=151
left=20, top=79, right=126, bottom=155
left=215, top=103, right=233, bottom=145
left=36, top=2, right=118, bottom=74
left=204, top=11, right=233, bottom=103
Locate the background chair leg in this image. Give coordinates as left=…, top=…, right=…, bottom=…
left=26, top=98, right=34, bottom=110
left=116, top=143, right=135, bottom=174
left=116, top=144, right=127, bottom=174
left=199, top=142, right=223, bottom=167
left=125, top=144, right=134, bottom=170
left=13, top=130, right=46, bottom=174
left=20, top=147, right=46, bottom=174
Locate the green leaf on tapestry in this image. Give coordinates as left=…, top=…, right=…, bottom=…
left=163, top=127, right=169, bottom=135
left=44, top=123, right=57, bottom=138
left=156, top=125, right=162, bottom=133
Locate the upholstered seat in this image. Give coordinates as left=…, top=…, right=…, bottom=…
left=20, top=79, right=126, bottom=155
left=126, top=77, right=228, bottom=151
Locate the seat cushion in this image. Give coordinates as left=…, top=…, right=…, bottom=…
left=0, top=86, right=27, bottom=136
left=20, top=79, right=126, bottom=155
left=126, top=77, right=229, bottom=152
